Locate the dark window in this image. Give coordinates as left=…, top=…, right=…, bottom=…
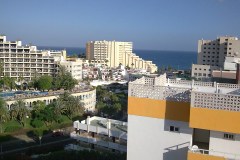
left=170, top=126, right=179, bottom=132
left=224, top=133, right=234, bottom=140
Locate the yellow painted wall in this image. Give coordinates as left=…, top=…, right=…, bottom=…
left=190, top=107, right=240, bottom=134
left=128, top=96, right=190, bottom=122
left=188, top=152, right=225, bottom=160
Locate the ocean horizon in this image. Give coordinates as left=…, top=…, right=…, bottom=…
left=38, top=46, right=197, bottom=70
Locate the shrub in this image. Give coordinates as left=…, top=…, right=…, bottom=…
left=4, top=126, right=22, bottom=133
left=31, top=119, right=44, bottom=128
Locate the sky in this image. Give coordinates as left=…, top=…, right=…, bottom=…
left=1, top=0, right=240, bottom=51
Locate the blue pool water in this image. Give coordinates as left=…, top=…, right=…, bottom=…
left=0, top=91, right=48, bottom=98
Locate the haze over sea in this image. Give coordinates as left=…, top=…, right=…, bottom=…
left=38, top=46, right=197, bottom=70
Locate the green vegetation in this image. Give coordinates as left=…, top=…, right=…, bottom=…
left=96, top=85, right=127, bottom=119
left=0, top=92, right=84, bottom=135
left=37, top=75, right=53, bottom=91
left=52, top=65, right=78, bottom=90
left=0, top=65, right=77, bottom=91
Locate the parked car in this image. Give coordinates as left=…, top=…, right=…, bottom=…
left=51, top=131, right=63, bottom=137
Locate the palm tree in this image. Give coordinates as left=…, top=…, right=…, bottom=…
left=51, top=99, right=64, bottom=118
left=32, top=101, right=46, bottom=117
left=59, top=92, right=84, bottom=119
left=17, top=75, right=24, bottom=90
left=0, top=98, right=9, bottom=133
left=10, top=100, right=29, bottom=126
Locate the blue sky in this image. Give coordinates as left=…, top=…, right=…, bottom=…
left=1, top=0, right=240, bottom=51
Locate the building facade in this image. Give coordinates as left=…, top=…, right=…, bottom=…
left=127, top=74, right=240, bottom=160
left=0, top=35, right=66, bottom=81
left=60, top=58, right=83, bottom=81
left=192, top=36, right=240, bottom=80
left=71, top=116, right=127, bottom=152
left=6, top=87, right=96, bottom=112
left=86, top=40, right=158, bottom=73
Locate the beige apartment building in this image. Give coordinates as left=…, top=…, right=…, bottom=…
left=192, top=36, right=240, bottom=80
left=0, top=35, right=66, bottom=81
left=60, top=58, right=83, bottom=81
left=86, top=40, right=157, bottom=73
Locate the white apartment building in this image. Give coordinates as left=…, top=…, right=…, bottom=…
left=192, top=36, right=240, bottom=80
left=86, top=40, right=158, bottom=73
left=60, top=58, right=83, bottom=81
left=0, top=35, right=66, bottom=81
left=128, top=74, right=240, bottom=160
left=71, top=116, right=127, bottom=152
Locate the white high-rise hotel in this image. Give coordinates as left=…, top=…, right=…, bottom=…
left=86, top=40, right=158, bottom=73
left=0, top=35, right=83, bottom=81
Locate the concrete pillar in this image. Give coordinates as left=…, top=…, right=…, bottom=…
left=107, top=119, right=111, bottom=137
left=216, top=83, right=219, bottom=93
left=86, top=116, right=90, bottom=133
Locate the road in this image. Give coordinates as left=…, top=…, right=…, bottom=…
left=0, top=127, right=75, bottom=158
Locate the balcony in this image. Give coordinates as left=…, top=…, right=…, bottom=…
left=188, top=146, right=240, bottom=160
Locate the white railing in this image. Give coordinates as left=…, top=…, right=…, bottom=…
left=189, top=146, right=240, bottom=160
left=168, top=79, right=192, bottom=86
left=191, top=91, right=240, bottom=112
left=218, top=83, right=240, bottom=89
left=129, top=83, right=191, bottom=102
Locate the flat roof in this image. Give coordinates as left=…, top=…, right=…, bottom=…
left=89, top=118, right=127, bottom=133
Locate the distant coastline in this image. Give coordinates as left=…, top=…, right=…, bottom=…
left=38, top=46, right=197, bottom=70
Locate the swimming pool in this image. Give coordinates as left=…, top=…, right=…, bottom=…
left=0, top=91, right=48, bottom=98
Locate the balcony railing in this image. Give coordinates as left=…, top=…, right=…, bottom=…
left=188, top=146, right=240, bottom=159
left=191, top=91, right=240, bottom=112
left=70, top=132, right=127, bottom=152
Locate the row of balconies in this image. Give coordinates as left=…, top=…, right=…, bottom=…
left=0, top=55, right=43, bottom=58
left=2, top=60, right=54, bottom=63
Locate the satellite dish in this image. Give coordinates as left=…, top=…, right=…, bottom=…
left=191, top=145, right=199, bottom=152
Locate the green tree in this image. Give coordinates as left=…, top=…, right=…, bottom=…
left=2, top=76, right=15, bottom=90
left=53, top=65, right=77, bottom=90
left=59, top=92, right=84, bottom=119
left=17, top=75, right=24, bottom=90
left=0, top=98, right=9, bottom=133
left=113, top=103, right=122, bottom=113
left=37, top=75, right=53, bottom=91
left=10, top=100, right=30, bottom=126
left=110, top=94, right=119, bottom=103
left=31, top=101, right=46, bottom=118
left=39, top=106, right=55, bottom=126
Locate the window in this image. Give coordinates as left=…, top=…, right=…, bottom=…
left=224, top=133, right=234, bottom=140
left=195, top=68, right=197, bottom=70
left=229, top=43, right=232, bottom=45
left=229, top=48, right=232, bottom=50
left=170, top=126, right=179, bottom=132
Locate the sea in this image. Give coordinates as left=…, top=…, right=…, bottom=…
left=38, top=46, right=197, bottom=70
